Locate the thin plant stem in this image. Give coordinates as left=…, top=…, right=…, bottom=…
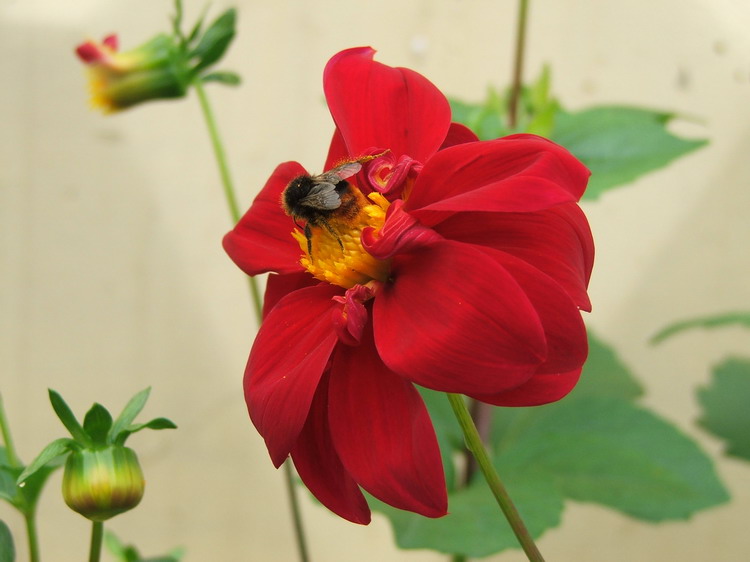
left=507, top=0, right=530, bottom=129
left=192, top=79, right=264, bottom=321
left=462, top=400, right=494, bottom=486
left=447, top=394, right=544, bottom=562
left=192, top=79, right=309, bottom=561
left=88, top=521, right=103, bottom=562
left=283, top=461, right=310, bottom=562
left=25, top=513, right=40, bottom=562
left=0, top=394, right=20, bottom=468
left=1, top=395, right=42, bottom=562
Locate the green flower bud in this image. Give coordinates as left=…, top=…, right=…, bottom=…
left=75, top=34, right=190, bottom=113
left=62, top=446, right=145, bottom=521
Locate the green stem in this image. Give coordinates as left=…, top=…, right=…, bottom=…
left=507, top=0, right=530, bottom=129
left=193, top=79, right=264, bottom=321
left=0, top=394, right=21, bottom=468
left=24, top=512, right=40, bottom=562
left=192, top=79, right=308, bottom=560
left=283, top=461, right=310, bottom=562
left=88, top=521, right=103, bottom=562
left=447, top=394, right=544, bottom=562
left=1, top=395, right=42, bottom=562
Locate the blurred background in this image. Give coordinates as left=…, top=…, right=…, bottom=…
left=2, top=0, right=749, bottom=560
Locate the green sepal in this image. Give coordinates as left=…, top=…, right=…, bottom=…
left=186, top=6, right=209, bottom=46
left=201, top=71, right=241, bottom=86
left=190, top=8, right=237, bottom=74
left=0, top=519, right=15, bottom=562
left=651, top=311, right=750, bottom=344
left=114, top=418, right=177, bottom=446
left=698, top=358, right=750, bottom=461
left=48, top=389, right=91, bottom=446
left=109, top=388, right=151, bottom=444
left=83, top=403, right=113, bottom=446
left=16, top=438, right=77, bottom=486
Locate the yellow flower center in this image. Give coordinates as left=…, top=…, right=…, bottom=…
left=292, top=189, right=391, bottom=289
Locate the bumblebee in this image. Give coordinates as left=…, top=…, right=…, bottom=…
left=282, top=155, right=381, bottom=257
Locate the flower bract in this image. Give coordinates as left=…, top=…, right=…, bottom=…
left=224, top=47, right=594, bottom=524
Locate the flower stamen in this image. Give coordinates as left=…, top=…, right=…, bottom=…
left=292, top=190, right=390, bottom=289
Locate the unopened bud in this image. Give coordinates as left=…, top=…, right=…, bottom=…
left=62, top=446, right=145, bottom=521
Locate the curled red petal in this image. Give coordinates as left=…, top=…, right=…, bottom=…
left=291, top=374, right=370, bottom=524
left=405, top=135, right=590, bottom=225
left=435, top=204, right=594, bottom=311
left=373, top=240, right=547, bottom=394
left=470, top=368, right=582, bottom=407
left=328, top=326, right=447, bottom=517
left=324, top=47, right=451, bottom=162
left=245, top=284, right=341, bottom=467
left=223, top=162, right=307, bottom=276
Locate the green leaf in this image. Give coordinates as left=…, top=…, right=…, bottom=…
left=190, top=8, right=237, bottom=74
left=110, top=388, right=151, bottom=444
left=83, top=403, right=113, bottom=446
left=201, top=71, right=241, bottom=86
left=48, top=389, right=90, bottom=446
left=417, top=388, right=462, bottom=489
left=0, top=519, right=14, bottom=562
left=497, top=397, right=729, bottom=521
left=651, top=312, right=750, bottom=344
left=104, top=531, right=184, bottom=562
left=372, top=473, right=563, bottom=558
left=551, top=106, right=707, bottom=200
left=115, top=418, right=177, bottom=446
left=448, top=94, right=511, bottom=141
left=572, top=330, right=644, bottom=400
left=16, top=438, right=75, bottom=485
left=697, top=358, right=750, bottom=461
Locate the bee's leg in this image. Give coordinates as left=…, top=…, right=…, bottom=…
left=304, top=223, right=314, bottom=259
left=321, top=220, right=344, bottom=250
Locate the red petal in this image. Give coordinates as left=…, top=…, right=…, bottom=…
left=291, top=374, right=371, bottom=524
left=373, top=241, right=547, bottom=394
left=262, top=272, right=316, bottom=319
left=434, top=204, right=594, bottom=311
left=486, top=249, right=588, bottom=374
left=323, top=47, right=451, bottom=162
left=405, top=135, right=590, bottom=226
left=223, top=162, right=307, bottom=276
left=75, top=41, right=105, bottom=63
left=328, top=326, right=447, bottom=517
left=440, top=122, right=479, bottom=149
left=245, top=284, right=341, bottom=466
left=471, top=368, right=582, bottom=407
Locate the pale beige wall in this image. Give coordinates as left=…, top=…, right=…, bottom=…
left=2, top=0, right=749, bottom=560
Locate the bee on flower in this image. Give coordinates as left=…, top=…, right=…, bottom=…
left=223, top=47, right=594, bottom=524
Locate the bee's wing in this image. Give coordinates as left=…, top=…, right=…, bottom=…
left=322, top=161, right=363, bottom=181
left=300, top=182, right=341, bottom=209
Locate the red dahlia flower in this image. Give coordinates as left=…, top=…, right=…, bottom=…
left=224, top=47, right=594, bottom=524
